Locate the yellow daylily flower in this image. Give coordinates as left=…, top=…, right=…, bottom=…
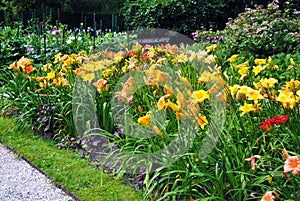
left=45, top=68, right=56, bottom=80
left=238, top=66, right=249, bottom=76
left=276, top=89, right=296, bottom=109
left=228, top=54, right=239, bottom=63
left=64, top=57, right=75, bottom=65
left=192, top=90, right=210, bottom=103
left=206, top=44, right=217, bottom=52
left=254, top=58, right=267, bottom=65
left=246, top=90, right=264, bottom=103
left=8, top=61, right=19, bottom=71
left=81, top=73, right=95, bottom=83
left=237, top=61, right=250, bottom=69
left=290, top=58, right=296, bottom=66
left=229, top=84, right=240, bottom=97
left=138, top=112, right=151, bottom=127
left=198, top=114, right=208, bottom=130
left=260, top=78, right=278, bottom=88
left=252, top=65, right=264, bottom=76
left=239, top=102, right=255, bottom=116
left=167, top=100, right=180, bottom=112
left=239, top=86, right=254, bottom=94
left=177, top=53, right=188, bottom=63
left=156, top=96, right=167, bottom=111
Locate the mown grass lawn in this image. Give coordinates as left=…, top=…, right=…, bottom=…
left=0, top=117, right=142, bottom=201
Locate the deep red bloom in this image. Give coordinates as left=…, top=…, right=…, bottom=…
left=259, top=114, right=288, bottom=132
left=271, top=115, right=288, bottom=124
left=40, top=21, right=43, bottom=25
left=259, top=119, right=274, bottom=132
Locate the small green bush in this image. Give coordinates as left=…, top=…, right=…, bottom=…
left=221, top=0, right=300, bottom=57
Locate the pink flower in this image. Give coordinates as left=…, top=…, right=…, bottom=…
left=260, top=191, right=275, bottom=201
left=284, top=155, right=300, bottom=176
left=245, top=155, right=261, bottom=171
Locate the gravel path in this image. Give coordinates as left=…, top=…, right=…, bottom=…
left=0, top=143, right=74, bottom=201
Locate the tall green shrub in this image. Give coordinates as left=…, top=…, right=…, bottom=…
left=221, top=0, right=300, bottom=57
left=121, top=0, right=262, bottom=35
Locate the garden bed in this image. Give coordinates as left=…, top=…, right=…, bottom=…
left=0, top=1, right=300, bottom=200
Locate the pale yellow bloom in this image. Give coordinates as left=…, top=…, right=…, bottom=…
left=252, top=65, right=264, bottom=76
left=192, top=90, right=210, bottom=103
left=239, top=86, right=254, bottom=94
left=260, top=78, right=278, bottom=88
left=239, top=102, right=255, bottom=116
left=81, top=73, right=95, bottom=83
left=276, top=89, right=296, bottom=109
left=206, top=44, right=217, bottom=52
left=254, top=58, right=267, bottom=65
left=228, top=54, right=239, bottom=63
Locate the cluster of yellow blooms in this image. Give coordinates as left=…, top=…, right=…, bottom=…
left=75, top=43, right=219, bottom=136
left=8, top=51, right=88, bottom=89
left=227, top=54, right=299, bottom=116
left=8, top=43, right=299, bottom=137
left=7, top=43, right=299, bottom=200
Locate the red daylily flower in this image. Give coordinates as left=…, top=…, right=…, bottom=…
left=259, top=114, right=288, bottom=132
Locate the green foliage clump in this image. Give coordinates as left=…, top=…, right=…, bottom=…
left=221, top=0, right=300, bottom=57
left=121, top=0, right=248, bottom=35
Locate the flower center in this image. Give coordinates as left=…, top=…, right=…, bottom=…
left=290, top=159, right=298, bottom=168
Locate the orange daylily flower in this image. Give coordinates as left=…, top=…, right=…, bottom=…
left=35, top=77, right=44, bottom=82
left=93, top=78, right=107, bottom=93
left=61, top=78, right=68, bottom=86
left=8, top=61, right=19, bottom=71
left=24, top=65, right=35, bottom=74
left=152, top=126, right=163, bottom=137
left=176, top=111, right=183, bottom=120
left=17, top=56, right=32, bottom=68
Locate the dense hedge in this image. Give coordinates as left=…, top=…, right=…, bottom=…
left=121, top=0, right=300, bottom=35
left=121, top=0, right=246, bottom=35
